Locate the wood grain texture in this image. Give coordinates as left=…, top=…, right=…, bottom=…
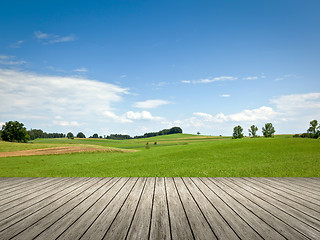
left=0, top=177, right=318, bottom=240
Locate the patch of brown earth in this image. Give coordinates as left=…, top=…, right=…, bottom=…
left=0, top=146, right=136, bottom=158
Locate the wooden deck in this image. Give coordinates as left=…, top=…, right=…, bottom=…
left=0, top=178, right=319, bottom=240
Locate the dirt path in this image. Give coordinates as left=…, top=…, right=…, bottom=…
left=0, top=146, right=136, bottom=158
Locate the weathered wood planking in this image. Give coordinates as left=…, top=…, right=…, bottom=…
left=0, top=178, right=319, bottom=240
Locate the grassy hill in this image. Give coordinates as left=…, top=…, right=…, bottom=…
left=0, top=134, right=319, bottom=177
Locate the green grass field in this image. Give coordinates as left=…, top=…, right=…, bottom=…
left=0, top=134, right=319, bottom=177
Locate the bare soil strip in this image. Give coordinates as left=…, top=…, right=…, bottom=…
left=0, top=146, right=136, bottom=158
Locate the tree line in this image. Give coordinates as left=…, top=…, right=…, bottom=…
left=1, top=120, right=319, bottom=143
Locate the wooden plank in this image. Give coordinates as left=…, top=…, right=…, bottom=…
left=193, top=178, right=263, bottom=239
left=217, top=178, right=309, bottom=240
left=173, top=177, right=217, bottom=239
left=205, top=178, right=285, bottom=240
left=0, top=178, right=103, bottom=239
left=227, top=178, right=320, bottom=239
left=103, top=178, right=147, bottom=239
left=149, top=177, right=171, bottom=240
left=183, top=178, right=239, bottom=240
left=11, top=178, right=107, bottom=240
left=166, top=177, right=195, bottom=240
left=268, top=178, right=320, bottom=196
left=0, top=178, right=70, bottom=211
left=80, top=178, right=138, bottom=240
left=243, top=178, right=320, bottom=218
left=287, top=178, right=320, bottom=189
left=235, top=178, right=320, bottom=230
left=126, top=177, right=155, bottom=240
left=0, top=178, right=34, bottom=191
left=56, top=178, right=127, bottom=240
left=32, top=178, right=117, bottom=240
left=255, top=178, right=320, bottom=205
left=0, top=178, right=90, bottom=231
left=0, top=178, right=40, bottom=193
left=0, top=178, right=67, bottom=206
left=0, top=178, right=56, bottom=201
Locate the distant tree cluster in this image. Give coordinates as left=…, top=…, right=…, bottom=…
left=89, top=133, right=103, bottom=138
left=233, top=123, right=275, bottom=139
left=106, top=134, right=132, bottom=140
left=293, top=120, right=320, bottom=139
left=28, top=129, right=66, bottom=140
left=133, top=127, right=183, bottom=139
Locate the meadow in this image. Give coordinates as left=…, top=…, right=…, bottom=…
left=0, top=134, right=319, bottom=177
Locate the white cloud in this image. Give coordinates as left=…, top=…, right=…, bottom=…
left=191, top=106, right=278, bottom=124
left=126, top=111, right=163, bottom=121
left=34, top=31, right=76, bottom=44
left=0, top=122, right=4, bottom=127
left=103, top=111, right=132, bottom=123
left=220, top=94, right=230, bottom=97
left=10, top=40, right=24, bottom=49
left=73, top=68, right=88, bottom=72
left=243, top=76, right=258, bottom=80
left=120, top=74, right=127, bottom=78
left=270, top=93, right=320, bottom=113
left=227, top=107, right=278, bottom=122
left=133, top=99, right=171, bottom=109
left=53, top=120, right=81, bottom=127
left=181, top=76, right=237, bottom=84
left=0, top=68, right=128, bottom=126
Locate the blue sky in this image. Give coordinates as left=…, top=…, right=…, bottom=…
left=1, top=0, right=320, bottom=136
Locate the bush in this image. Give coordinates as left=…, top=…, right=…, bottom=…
left=293, top=134, right=300, bottom=138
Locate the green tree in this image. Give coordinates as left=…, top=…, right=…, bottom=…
left=76, top=132, right=86, bottom=138
left=91, top=133, right=99, bottom=138
left=67, top=132, right=74, bottom=139
left=233, top=125, right=244, bottom=139
left=262, top=123, right=275, bottom=137
left=1, top=121, right=30, bottom=143
left=307, top=120, right=319, bottom=138
left=169, top=127, right=183, bottom=134
left=248, top=125, right=258, bottom=137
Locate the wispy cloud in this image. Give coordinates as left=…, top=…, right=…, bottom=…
left=273, top=74, right=296, bottom=82
left=34, top=31, right=76, bottom=44
left=0, top=68, right=128, bottom=127
left=73, top=68, right=88, bottom=72
left=133, top=99, right=171, bottom=109
left=220, top=94, right=231, bottom=97
left=181, top=76, right=237, bottom=84
left=10, top=40, right=24, bottom=48
left=0, top=55, right=26, bottom=65
left=120, top=74, right=127, bottom=78
left=243, top=76, right=258, bottom=80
